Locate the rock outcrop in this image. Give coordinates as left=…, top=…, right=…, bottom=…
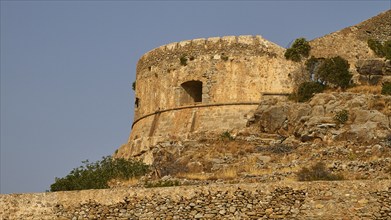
left=250, top=93, right=391, bottom=144
left=356, top=58, right=391, bottom=85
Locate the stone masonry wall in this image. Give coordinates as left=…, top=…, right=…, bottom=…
left=134, top=35, right=298, bottom=119
left=117, top=104, right=259, bottom=159
left=1, top=180, right=390, bottom=219
left=117, top=35, right=300, bottom=159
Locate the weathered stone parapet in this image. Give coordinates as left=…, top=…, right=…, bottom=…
left=136, top=35, right=283, bottom=73
left=1, top=180, right=390, bottom=219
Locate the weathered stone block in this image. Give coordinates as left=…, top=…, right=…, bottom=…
left=356, top=59, right=384, bottom=75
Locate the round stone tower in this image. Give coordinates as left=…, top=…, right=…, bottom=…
left=116, top=35, right=300, bottom=160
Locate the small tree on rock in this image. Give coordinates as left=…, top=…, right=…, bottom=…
left=285, top=38, right=311, bottom=62
left=316, top=56, right=352, bottom=89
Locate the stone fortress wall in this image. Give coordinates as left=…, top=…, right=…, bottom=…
left=115, top=10, right=391, bottom=160
left=1, top=180, right=390, bottom=219
left=116, top=35, right=300, bottom=159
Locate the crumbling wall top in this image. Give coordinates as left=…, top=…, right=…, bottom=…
left=136, top=35, right=285, bottom=73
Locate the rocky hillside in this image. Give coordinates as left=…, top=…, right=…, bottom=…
left=310, top=9, right=390, bottom=66
left=112, top=92, right=391, bottom=188
left=251, top=92, right=390, bottom=144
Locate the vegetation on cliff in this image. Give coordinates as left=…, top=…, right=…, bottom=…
left=315, top=56, right=352, bottom=89
left=284, top=38, right=311, bottom=62
left=382, top=82, right=391, bottom=95
left=368, top=39, right=391, bottom=60
left=295, top=81, right=325, bottom=102
left=50, top=156, right=149, bottom=192
left=290, top=55, right=352, bottom=102
left=333, top=109, right=349, bottom=125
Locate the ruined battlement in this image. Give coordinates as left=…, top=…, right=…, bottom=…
left=136, top=35, right=283, bottom=73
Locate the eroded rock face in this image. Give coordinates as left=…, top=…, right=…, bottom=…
left=356, top=59, right=385, bottom=76
left=250, top=93, right=391, bottom=144
left=257, top=105, right=289, bottom=133
left=356, top=59, right=387, bottom=85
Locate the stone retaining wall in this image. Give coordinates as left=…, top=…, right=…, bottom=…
left=1, top=180, right=390, bottom=219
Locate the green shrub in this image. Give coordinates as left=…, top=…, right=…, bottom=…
left=284, top=38, right=311, bottom=62
left=50, top=156, right=149, bottom=192
left=180, top=56, right=188, bottom=66
left=291, top=38, right=311, bottom=57
left=316, top=56, right=352, bottom=89
left=382, top=82, right=391, bottom=95
left=132, top=81, right=136, bottom=91
left=384, top=40, right=391, bottom=60
left=368, top=39, right=385, bottom=57
left=297, top=162, right=344, bottom=181
left=144, top=180, right=180, bottom=188
left=305, top=56, right=325, bottom=79
left=367, top=39, right=391, bottom=60
left=296, top=81, right=325, bottom=102
left=305, top=56, right=319, bottom=71
left=334, top=109, right=349, bottom=124
left=284, top=48, right=301, bottom=62
left=220, top=131, right=234, bottom=141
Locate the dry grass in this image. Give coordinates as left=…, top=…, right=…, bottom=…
left=176, top=172, right=211, bottom=180
left=369, top=98, right=386, bottom=111
left=177, top=168, right=239, bottom=180
left=216, top=164, right=299, bottom=179
left=212, top=167, right=238, bottom=180
left=347, top=85, right=382, bottom=94
left=280, top=166, right=301, bottom=173
left=242, top=167, right=273, bottom=176
left=176, top=153, right=301, bottom=181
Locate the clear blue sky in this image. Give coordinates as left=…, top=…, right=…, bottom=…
left=1, top=1, right=390, bottom=194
